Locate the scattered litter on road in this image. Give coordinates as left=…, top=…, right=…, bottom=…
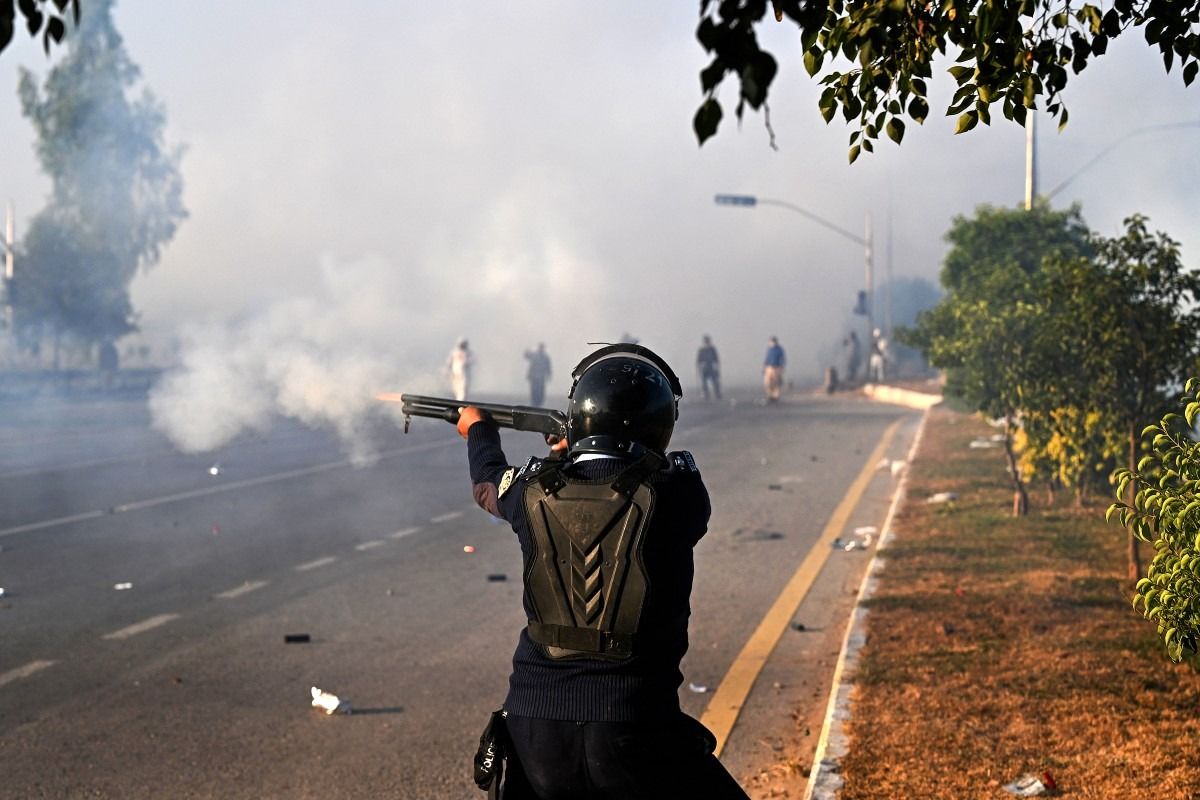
left=767, top=484, right=783, bottom=491
left=487, top=574, right=508, bottom=582
left=1002, top=773, right=1056, bottom=796
left=926, top=492, right=958, bottom=504
left=748, top=530, right=785, bottom=541
left=990, top=433, right=1006, bottom=442
left=791, top=622, right=806, bottom=632
left=844, top=540, right=863, bottom=551
left=969, top=438, right=1000, bottom=449
left=877, top=458, right=891, bottom=470
left=777, top=475, right=804, bottom=484
left=687, top=682, right=708, bottom=693
left=463, top=545, right=476, bottom=553
left=854, top=526, right=877, bottom=536
left=284, top=634, right=311, bottom=644
left=831, top=537, right=843, bottom=548
left=890, top=460, right=906, bottom=477
left=311, top=686, right=350, bottom=715
left=113, top=582, right=133, bottom=591
left=208, top=463, right=221, bottom=476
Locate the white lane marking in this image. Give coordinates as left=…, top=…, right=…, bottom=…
left=390, top=526, right=421, bottom=539
left=101, top=613, right=181, bottom=641
left=0, top=450, right=170, bottom=480
left=0, top=660, right=57, bottom=689
left=295, top=556, right=338, bottom=572
left=215, top=580, right=269, bottom=599
left=0, top=438, right=457, bottom=539
left=0, top=509, right=109, bottom=538
left=431, top=511, right=463, bottom=524
left=355, top=540, right=386, bottom=551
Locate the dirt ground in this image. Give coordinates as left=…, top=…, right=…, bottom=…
left=754, top=405, right=1200, bottom=799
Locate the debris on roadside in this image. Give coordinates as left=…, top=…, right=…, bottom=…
left=113, top=582, right=133, bottom=591
left=877, top=458, right=891, bottom=470
left=969, top=438, right=1000, bottom=449
left=487, top=574, right=508, bottom=582
left=854, top=526, right=877, bottom=536
left=926, top=491, right=958, bottom=504
left=687, top=682, right=708, bottom=693
left=767, top=484, right=783, bottom=491
left=791, top=621, right=806, bottom=632
left=284, top=633, right=311, bottom=644
left=890, top=460, right=906, bottom=477
left=1002, top=772, right=1057, bottom=797
left=311, top=686, right=350, bottom=715
left=463, top=545, right=476, bottom=553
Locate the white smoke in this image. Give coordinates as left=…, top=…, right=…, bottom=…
left=148, top=254, right=439, bottom=462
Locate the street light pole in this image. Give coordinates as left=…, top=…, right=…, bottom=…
left=2, top=201, right=13, bottom=335
left=713, top=192, right=874, bottom=334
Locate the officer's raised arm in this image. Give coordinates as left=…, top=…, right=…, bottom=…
left=457, top=406, right=509, bottom=518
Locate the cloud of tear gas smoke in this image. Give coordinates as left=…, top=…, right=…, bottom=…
left=148, top=255, right=443, bottom=463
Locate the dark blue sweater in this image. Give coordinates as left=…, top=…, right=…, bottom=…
left=467, top=422, right=710, bottom=722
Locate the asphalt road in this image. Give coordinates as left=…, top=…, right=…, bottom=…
left=0, top=390, right=920, bottom=799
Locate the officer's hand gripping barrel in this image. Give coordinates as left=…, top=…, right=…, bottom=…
left=377, top=393, right=568, bottom=440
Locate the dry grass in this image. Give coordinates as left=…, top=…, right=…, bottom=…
left=838, top=407, right=1200, bottom=799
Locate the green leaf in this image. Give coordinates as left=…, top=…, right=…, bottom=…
left=693, top=98, right=723, bottom=146
left=804, top=48, right=824, bottom=77
left=848, top=144, right=861, bottom=164
left=954, top=111, right=979, bottom=134
left=908, top=96, right=929, bottom=124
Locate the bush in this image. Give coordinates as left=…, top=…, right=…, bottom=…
left=1111, top=380, right=1200, bottom=664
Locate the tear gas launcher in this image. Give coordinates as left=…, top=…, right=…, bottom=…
left=376, top=393, right=568, bottom=440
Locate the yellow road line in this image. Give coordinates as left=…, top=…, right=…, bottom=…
left=700, top=420, right=902, bottom=756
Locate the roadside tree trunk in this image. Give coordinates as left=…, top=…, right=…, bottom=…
left=1003, top=415, right=1029, bottom=516
left=1127, top=422, right=1142, bottom=583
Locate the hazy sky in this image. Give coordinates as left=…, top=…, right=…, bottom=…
left=1, top=1, right=1198, bottom=400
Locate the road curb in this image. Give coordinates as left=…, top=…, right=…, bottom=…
left=862, top=383, right=942, bottom=410
left=802, top=407, right=931, bottom=800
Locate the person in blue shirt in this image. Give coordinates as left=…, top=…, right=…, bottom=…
left=762, top=336, right=786, bottom=403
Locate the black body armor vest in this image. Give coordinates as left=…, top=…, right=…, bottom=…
left=521, top=454, right=663, bottom=661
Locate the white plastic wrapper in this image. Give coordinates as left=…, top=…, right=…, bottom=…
left=311, top=686, right=349, bottom=715
left=1002, top=774, right=1051, bottom=797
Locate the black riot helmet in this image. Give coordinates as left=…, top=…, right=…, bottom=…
left=566, top=344, right=683, bottom=458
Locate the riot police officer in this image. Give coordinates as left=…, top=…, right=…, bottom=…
left=458, top=343, right=749, bottom=799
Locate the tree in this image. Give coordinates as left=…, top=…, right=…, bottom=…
left=13, top=0, right=185, bottom=362
left=901, top=204, right=1093, bottom=515
left=0, top=0, right=76, bottom=56
left=1072, top=217, right=1200, bottom=580
left=904, top=267, right=1048, bottom=515
left=695, top=0, right=1200, bottom=158
left=1114, top=383, right=1200, bottom=666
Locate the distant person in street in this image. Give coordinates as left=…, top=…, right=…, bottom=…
left=98, top=339, right=119, bottom=391
left=868, top=328, right=889, bottom=383
left=695, top=334, right=721, bottom=401
left=446, top=338, right=474, bottom=401
left=523, top=342, right=552, bottom=406
left=457, top=343, right=749, bottom=800
left=762, top=336, right=786, bottom=403
left=843, top=330, right=861, bottom=385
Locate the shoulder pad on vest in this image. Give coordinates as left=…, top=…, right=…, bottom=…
left=668, top=451, right=699, bottom=474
